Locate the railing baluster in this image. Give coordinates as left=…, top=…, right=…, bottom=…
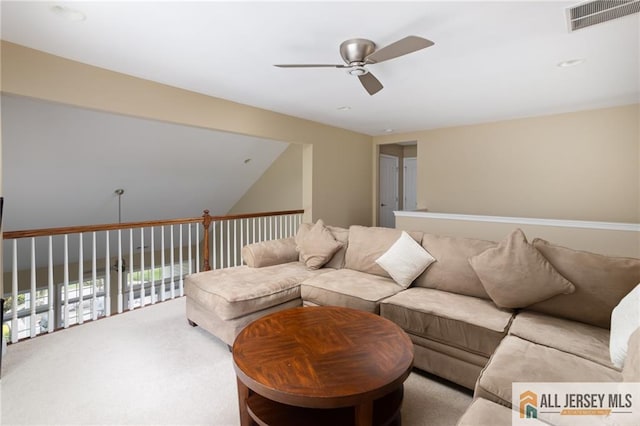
left=48, top=236, right=54, bottom=333
left=188, top=223, right=193, bottom=275
left=219, top=221, right=224, bottom=270
left=241, top=219, right=245, bottom=263
left=78, top=233, right=84, bottom=325
left=233, top=219, right=238, bottom=267
left=150, top=227, right=155, bottom=304
left=140, top=228, right=145, bottom=307
left=11, top=240, right=18, bottom=342
left=117, top=230, right=123, bottom=314
left=212, top=220, right=217, bottom=270
left=195, top=223, right=200, bottom=273
left=226, top=220, right=231, bottom=268
left=160, top=226, right=166, bottom=302
left=245, top=218, right=249, bottom=248
left=288, top=214, right=292, bottom=236
left=179, top=224, right=184, bottom=297
left=129, top=229, right=134, bottom=310
left=63, top=234, right=70, bottom=329
left=105, top=231, right=111, bottom=317
left=170, top=225, right=175, bottom=299
left=92, top=232, right=97, bottom=321
left=252, top=218, right=256, bottom=243
left=30, top=238, right=36, bottom=338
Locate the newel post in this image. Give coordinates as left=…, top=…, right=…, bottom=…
left=202, top=210, right=212, bottom=271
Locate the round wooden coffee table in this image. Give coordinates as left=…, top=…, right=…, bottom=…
left=232, top=306, right=414, bottom=426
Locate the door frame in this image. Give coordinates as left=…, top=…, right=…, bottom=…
left=378, top=154, right=399, bottom=228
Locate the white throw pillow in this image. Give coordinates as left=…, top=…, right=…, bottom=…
left=610, top=283, right=640, bottom=368
left=375, top=231, right=436, bottom=288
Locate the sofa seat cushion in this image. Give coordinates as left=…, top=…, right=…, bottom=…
left=300, top=268, right=402, bottom=313
left=380, top=288, right=514, bottom=358
left=457, top=398, right=511, bottom=426
left=185, top=262, right=327, bottom=321
left=510, top=310, right=615, bottom=369
left=475, top=335, right=622, bottom=408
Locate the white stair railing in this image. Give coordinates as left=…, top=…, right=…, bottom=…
left=2, top=209, right=303, bottom=344
left=200, top=210, right=304, bottom=272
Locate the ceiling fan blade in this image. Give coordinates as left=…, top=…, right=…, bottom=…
left=365, top=35, right=434, bottom=64
left=358, top=72, right=383, bottom=95
left=274, top=64, right=347, bottom=68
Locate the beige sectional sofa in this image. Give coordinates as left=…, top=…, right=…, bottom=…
left=184, top=220, right=640, bottom=425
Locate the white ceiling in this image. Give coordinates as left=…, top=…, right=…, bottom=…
left=1, top=1, right=638, bottom=136
left=1, top=94, right=288, bottom=231
left=0, top=1, right=638, bottom=235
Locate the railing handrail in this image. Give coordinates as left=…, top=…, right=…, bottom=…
left=2, top=209, right=304, bottom=240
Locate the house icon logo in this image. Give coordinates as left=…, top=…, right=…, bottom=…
left=520, top=390, right=538, bottom=419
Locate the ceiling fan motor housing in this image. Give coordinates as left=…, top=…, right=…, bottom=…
left=339, top=38, right=376, bottom=65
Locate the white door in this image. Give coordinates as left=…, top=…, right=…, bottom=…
left=403, top=157, right=417, bottom=211
left=379, top=154, right=399, bottom=228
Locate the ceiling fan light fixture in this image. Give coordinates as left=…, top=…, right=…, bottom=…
left=348, top=66, right=368, bottom=76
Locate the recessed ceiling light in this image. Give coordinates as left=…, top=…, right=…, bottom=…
left=557, top=58, right=586, bottom=68
left=51, top=5, right=86, bottom=22
left=337, top=106, right=351, bottom=111
left=384, top=128, right=394, bottom=133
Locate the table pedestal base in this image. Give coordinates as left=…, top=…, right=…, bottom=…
left=238, top=382, right=403, bottom=426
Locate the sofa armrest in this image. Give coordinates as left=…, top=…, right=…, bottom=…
left=241, top=237, right=299, bottom=268
left=623, top=327, right=640, bottom=382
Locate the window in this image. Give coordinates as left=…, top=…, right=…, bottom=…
left=58, top=278, right=106, bottom=328
left=2, top=288, right=50, bottom=341
left=124, top=260, right=191, bottom=309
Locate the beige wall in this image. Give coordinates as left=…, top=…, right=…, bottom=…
left=229, top=143, right=303, bottom=214
left=0, top=41, right=373, bottom=229
left=396, top=213, right=639, bottom=258
left=375, top=105, right=640, bottom=223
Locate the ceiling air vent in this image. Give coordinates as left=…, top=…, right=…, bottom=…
left=567, top=0, right=640, bottom=32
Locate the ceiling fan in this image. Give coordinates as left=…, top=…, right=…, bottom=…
left=274, top=36, right=434, bottom=95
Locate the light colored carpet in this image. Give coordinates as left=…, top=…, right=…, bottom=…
left=1, top=298, right=472, bottom=425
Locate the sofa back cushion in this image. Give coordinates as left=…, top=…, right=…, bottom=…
left=528, top=238, right=640, bottom=328
left=344, top=226, right=422, bottom=278
left=414, top=233, right=495, bottom=299
left=325, top=226, right=349, bottom=269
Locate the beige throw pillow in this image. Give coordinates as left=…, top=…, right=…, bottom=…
left=376, top=231, right=436, bottom=288
left=469, top=228, right=575, bottom=308
left=297, top=219, right=343, bottom=270
left=296, top=222, right=347, bottom=269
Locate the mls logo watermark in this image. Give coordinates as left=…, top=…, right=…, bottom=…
left=512, top=382, right=640, bottom=425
